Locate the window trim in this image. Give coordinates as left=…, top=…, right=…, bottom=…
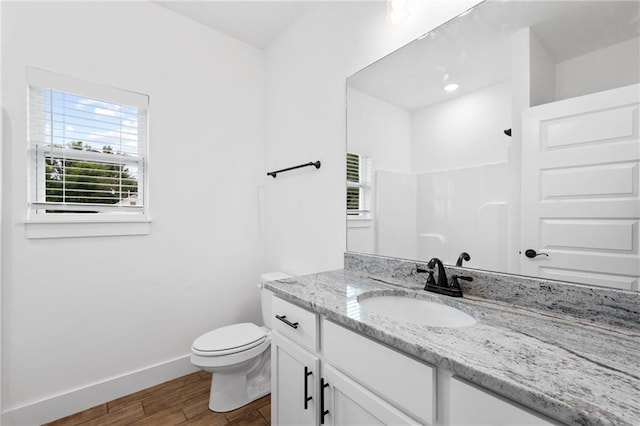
left=24, top=216, right=151, bottom=239
left=25, top=67, right=150, bottom=238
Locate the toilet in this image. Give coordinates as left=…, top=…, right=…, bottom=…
left=190, top=272, right=291, bottom=412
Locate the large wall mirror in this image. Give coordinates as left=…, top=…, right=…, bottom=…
left=346, top=0, right=640, bottom=291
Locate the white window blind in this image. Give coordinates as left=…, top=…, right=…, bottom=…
left=347, top=152, right=371, bottom=217
left=27, top=68, right=148, bottom=216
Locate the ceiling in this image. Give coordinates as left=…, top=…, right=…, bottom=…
left=154, top=1, right=639, bottom=108
left=155, top=1, right=321, bottom=49
left=347, top=0, right=640, bottom=111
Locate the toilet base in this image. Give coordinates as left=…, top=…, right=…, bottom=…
left=209, top=372, right=270, bottom=412
left=206, top=348, right=271, bottom=412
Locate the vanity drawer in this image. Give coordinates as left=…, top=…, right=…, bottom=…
left=322, top=319, right=435, bottom=424
left=272, top=296, right=319, bottom=352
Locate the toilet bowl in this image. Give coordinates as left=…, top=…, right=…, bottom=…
left=190, top=272, right=291, bottom=412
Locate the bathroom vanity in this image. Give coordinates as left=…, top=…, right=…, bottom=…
left=275, top=1, right=640, bottom=423
left=266, top=254, right=640, bottom=426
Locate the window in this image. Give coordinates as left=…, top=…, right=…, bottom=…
left=346, top=152, right=371, bottom=219
left=26, top=68, right=149, bottom=238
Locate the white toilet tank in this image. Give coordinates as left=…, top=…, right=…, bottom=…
left=259, top=272, right=292, bottom=329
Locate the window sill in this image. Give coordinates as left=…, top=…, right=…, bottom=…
left=24, top=216, right=151, bottom=239
left=347, top=216, right=373, bottom=228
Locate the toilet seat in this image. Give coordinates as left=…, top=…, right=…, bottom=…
left=192, top=323, right=267, bottom=357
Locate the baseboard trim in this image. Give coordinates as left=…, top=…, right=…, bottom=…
left=1, top=354, right=199, bottom=425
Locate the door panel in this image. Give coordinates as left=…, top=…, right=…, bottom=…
left=540, top=220, right=635, bottom=251
left=544, top=103, right=636, bottom=148
left=540, top=163, right=637, bottom=199
left=521, top=84, right=640, bottom=290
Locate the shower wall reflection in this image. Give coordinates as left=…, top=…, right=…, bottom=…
left=347, top=80, right=511, bottom=270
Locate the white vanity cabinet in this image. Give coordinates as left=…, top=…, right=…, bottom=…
left=271, top=296, right=320, bottom=426
left=271, top=296, right=421, bottom=425
left=271, top=333, right=319, bottom=425
left=271, top=295, right=561, bottom=426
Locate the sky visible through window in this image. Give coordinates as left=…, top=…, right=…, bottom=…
left=44, top=90, right=140, bottom=171
left=41, top=90, right=141, bottom=207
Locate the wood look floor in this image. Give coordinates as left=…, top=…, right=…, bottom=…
left=44, top=372, right=271, bottom=426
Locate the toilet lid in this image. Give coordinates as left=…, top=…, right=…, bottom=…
left=192, top=323, right=267, bottom=356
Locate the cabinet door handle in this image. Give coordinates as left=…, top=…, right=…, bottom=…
left=320, top=378, right=330, bottom=424
left=304, top=367, right=313, bottom=409
left=275, top=314, right=299, bottom=329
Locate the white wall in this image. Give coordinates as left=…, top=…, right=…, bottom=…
left=416, top=163, right=508, bottom=269
left=555, top=37, right=640, bottom=101
left=346, top=87, right=411, bottom=254
left=410, top=81, right=510, bottom=269
left=2, top=2, right=264, bottom=423
left=263, top=0, right=481, bottom=276
left=347, top=88, right=412, bottom=174
left=411, top=80, right=511, bottom=174
left=529, top=30, right=556, bottom=107
left=376, top=171, right=416, bottom=259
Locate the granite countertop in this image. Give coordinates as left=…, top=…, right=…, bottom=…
left=264, top=269, right=640, bottom=426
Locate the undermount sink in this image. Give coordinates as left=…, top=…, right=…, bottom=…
left=357, top=295, right=477, bottom=327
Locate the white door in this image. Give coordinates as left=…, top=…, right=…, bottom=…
left=521, top=84, right=640, bottom=290
left=321, top=365, right=418, bottom=426
left=271, top=332, right=319, bottom=426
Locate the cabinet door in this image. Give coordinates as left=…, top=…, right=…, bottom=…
left=272, top=332, right=319, bottom=426
left=450, top=377, right=556, bottom=426
left=323, top=319, right=435, bottom=423
left=321, top=365, right=417, bottom=426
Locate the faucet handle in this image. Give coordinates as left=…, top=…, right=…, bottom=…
left=416, top=267, right=430, bottom=274
left=453, top=275, right=473, bottom=281
left=450, top=274, right=473, bottom=289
